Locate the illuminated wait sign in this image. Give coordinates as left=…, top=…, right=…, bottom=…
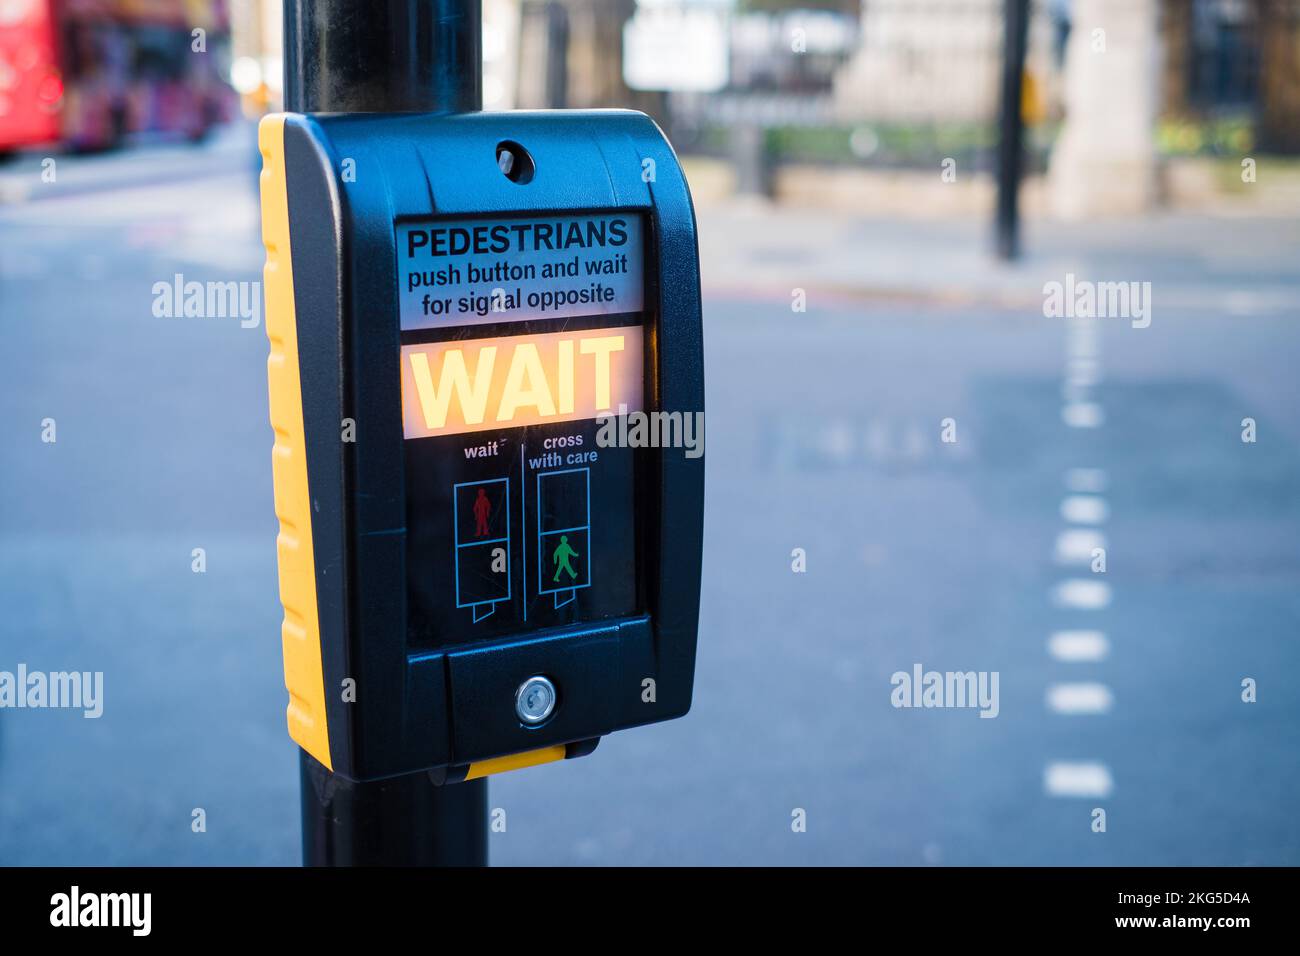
left=400, top=326, right=644, bottom=439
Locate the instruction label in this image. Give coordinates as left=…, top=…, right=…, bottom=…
left=397, top=213, right=644, bottom=331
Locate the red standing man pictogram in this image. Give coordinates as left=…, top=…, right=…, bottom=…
left=472, top=487, right=491, bottom=537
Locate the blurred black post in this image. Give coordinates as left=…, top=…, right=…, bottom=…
left=995, top=0, right=1030, bottom=260
left=282, top=0, right=488, bottom=866
left=732, top=124, right=773, bottom=199
left=543, top=1, right=569, bottom=109
left=283, top=0, right=482, bottom=113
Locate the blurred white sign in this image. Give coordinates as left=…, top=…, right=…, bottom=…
left=623, top=8, right=729, bottom=93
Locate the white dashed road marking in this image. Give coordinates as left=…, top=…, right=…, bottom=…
left=1049, top=323, right=1115, bottom=800
left=1054, top=528, right=1107, bottom=565
left=1049, top=630, right=1110, bottom=662
left=1044, top=762, right=1115, bottom=798
left=1052, top=578, right=1112, bottom=610
left=1062, top=402, right=1105, bottom=428
left=1061, top=495, right=1109, bottom=524
left=1047, top=682, right=1114, bottom=715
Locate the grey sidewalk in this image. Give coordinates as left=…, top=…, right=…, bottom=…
left=697, top=200, right=1300, bottom=316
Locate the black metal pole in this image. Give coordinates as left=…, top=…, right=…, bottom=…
left=995, top=0, right=1030, bottom=260
left=300, top=751, right=488, bottom=866
left=283, top=0, right=488, bottom=865
left=283, top=0, right=482, bottom=113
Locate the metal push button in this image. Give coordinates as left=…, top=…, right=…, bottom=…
left=515, top=675, right=557, bottom=725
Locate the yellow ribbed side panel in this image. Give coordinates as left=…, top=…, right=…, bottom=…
left=464, top=746, right=567, bottom=781
left=259, top=114, right=332, bottom=770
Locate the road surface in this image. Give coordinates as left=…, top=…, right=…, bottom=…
left=1, top=130, right=1297, bottom=865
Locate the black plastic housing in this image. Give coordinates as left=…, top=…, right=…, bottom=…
left=279, top=110, right=704, bottom=781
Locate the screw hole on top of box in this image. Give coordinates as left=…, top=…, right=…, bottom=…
left=496, top=141, right=534, bottom=184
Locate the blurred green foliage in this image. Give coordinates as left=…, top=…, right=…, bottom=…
left=692, top=121, right=1057, bottom=171
left=1156, top=117, right=1255, bottom=156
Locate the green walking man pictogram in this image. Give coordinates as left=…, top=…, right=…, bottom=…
left=551, top=535, right=580, bottom=584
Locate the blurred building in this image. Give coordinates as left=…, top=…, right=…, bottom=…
left=829, top=0, right=1300, bottom=150
left=227, top=0, right=280, bottom=112
left=731, top=7, right=858, bottom=92
left=515, top=0, right=665, bottom=113
left=1048, top=0, right=1160, bottom=217
left=205, top=0, right=1300, bottom=204
left=1161, top=0, right=1300, bottom=152
left=832, top=0, right=1061, bottom=123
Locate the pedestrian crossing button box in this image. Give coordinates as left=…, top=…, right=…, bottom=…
left=259, top=109, right=705, bottom=782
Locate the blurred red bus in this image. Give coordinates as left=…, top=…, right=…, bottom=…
left=0, top=0, right=236, bottom=155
